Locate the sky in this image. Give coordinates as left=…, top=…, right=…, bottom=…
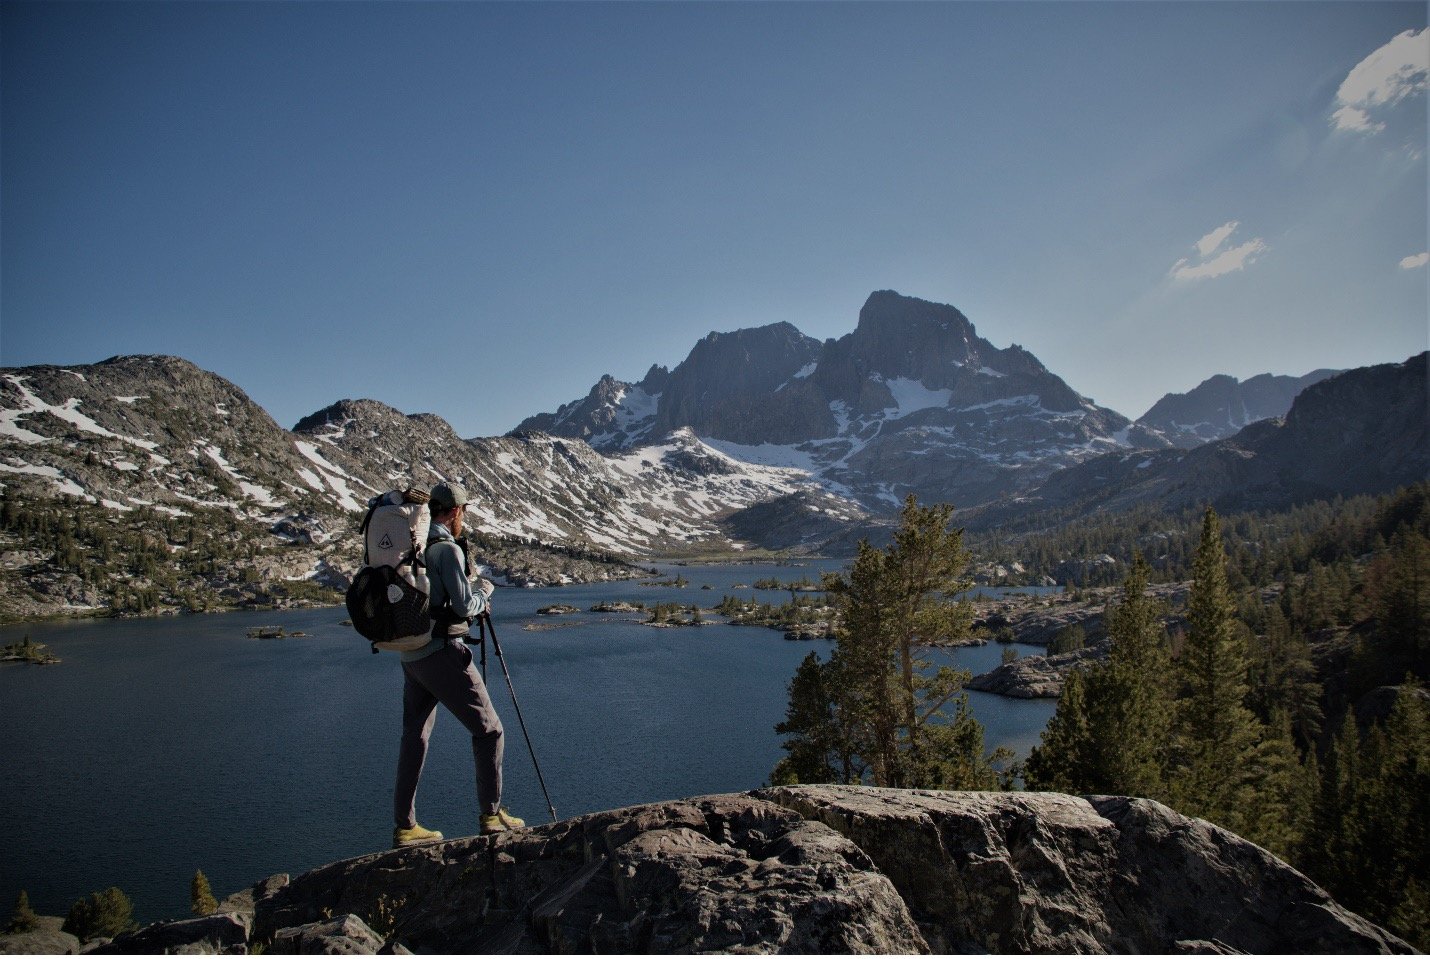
left=2, top=1, right=1426, bottom=439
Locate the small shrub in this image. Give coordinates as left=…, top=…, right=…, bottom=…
left=6, top=890, right=38, bottom=934
left=63, top=887, right=135, bottom=941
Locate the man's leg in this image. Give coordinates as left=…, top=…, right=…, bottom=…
left=394, top=664, right=440, bottom=830
left=417, top=640, right=505, bottom=817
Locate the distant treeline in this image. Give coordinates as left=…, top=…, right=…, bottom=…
left=970, top=484, right=1430, bottom=590
left=0, top=492, right=339, bottom=616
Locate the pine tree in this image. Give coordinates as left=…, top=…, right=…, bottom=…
left=1355, top=530, right=1430, bottom=693
left=1169, top=507, right=1264, bottom=834
left=1249, top=602, right=1323, bottom=746
left=1025, top=554, right=1172, bottom=798
left=1024, top=668, right=1092, bottom=792
left=774, top=496, right=1006, bottom=790
left=6, top=890, right=38, bottom=934
left=1299, top=684, right=1429, bottom=950
left=1239, top=711, right=1316, bottom=859
left=190, top=869, right=218, bottom=917
left=771, top=652, right=848, bottom=785
left=1303, top=711, right=1360, bottom=894
left=1092, top=553, right=1173, bottom=798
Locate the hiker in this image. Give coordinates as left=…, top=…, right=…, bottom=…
left=392, top=481, right=525, bottom=846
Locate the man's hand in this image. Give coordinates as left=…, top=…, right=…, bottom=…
left=475, top=577, right=496, bottom=600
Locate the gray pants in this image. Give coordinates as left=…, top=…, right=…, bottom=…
left=394, top=638, right=505, bottom=827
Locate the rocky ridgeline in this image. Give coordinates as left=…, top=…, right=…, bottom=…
left=1136, top=369, right=1341, bottom=449
left=30, top=786, right=1408, bottom=955
left=970, top=352, right=1429, bottom=529
left=519, top=291, right=1155, bottom=512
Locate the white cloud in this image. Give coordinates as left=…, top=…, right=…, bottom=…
left=1400, top=252, right=1430, bottom=270
left=1169, top=223, right=1267, bottom=282
left=1195, top=221, right=1239, bottom=258
left=1331, top=28, right=1429, bottom=133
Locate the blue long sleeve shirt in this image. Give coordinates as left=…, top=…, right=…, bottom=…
left=400, top=521, right=488, bottom=663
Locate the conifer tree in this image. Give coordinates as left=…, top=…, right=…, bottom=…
left=1303, top=711, right=1360, bottom=894
left=1249, top=603, right=1323, bottom=745
left=772, top=652, right=850, bottom=785
left=6, top=890, right=38, bottom=934
left=1025, top=554, right=1171, bottom=798
left=774, top=496, right=1006, bottom=790
left=190, top=870, right=217, bottom=917
left=1240, top=711, right=1316, bottom=859
left=1169, top=507, right=1264, bottom=834
left=1092, top=553, right=1173, bottom=797
left=1024, top=668, right=1092, bottom=792
left=1355, top=530, right=1430, bottom=692
left=1302, top=684, right=1429, bottom=950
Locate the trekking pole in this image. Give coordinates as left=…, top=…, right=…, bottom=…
left=480, top=611, right=558, bottom=823
left=474, top=614, right=488, bottom=681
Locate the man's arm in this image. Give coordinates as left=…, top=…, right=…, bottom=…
left=431, top=541, right=489, bottom=621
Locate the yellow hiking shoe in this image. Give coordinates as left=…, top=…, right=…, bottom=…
left=479, top=808, right=526, bottom=834
left=393, top=823, right=444, bottom=847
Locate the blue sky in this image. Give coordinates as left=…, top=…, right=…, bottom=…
left=3, top=2, right=1426, bottom=438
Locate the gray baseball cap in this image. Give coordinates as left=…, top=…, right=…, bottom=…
left=429, top=482, right=471, bottom=512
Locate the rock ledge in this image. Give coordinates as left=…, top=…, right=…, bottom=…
left=42, top=786, right=1412, bottom=955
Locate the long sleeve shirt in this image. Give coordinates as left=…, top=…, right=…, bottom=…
left=400, top=521, right=489, bottom=663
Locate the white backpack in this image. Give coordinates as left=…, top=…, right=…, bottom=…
left=345, top=488, right=433, bottom=653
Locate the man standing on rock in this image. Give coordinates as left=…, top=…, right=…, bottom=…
left=392, top=481, right=525, bottom=846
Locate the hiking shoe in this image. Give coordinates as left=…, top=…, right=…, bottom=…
left=479, top=808, right=525, bottom=834
left=393, top=823, right=444, bottom=847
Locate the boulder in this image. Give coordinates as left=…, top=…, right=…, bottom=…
left=89, top=912, right=250, bottom=954
left=966, top=642, right=1108, bottom=698
left=0, top=916, right=81, bottom=955
left=755, top=785, right=1412, bottom=954
left=253, top=793, right=924, bottom=954
left=216, top=873, right=290, bottom=920
left=270, top=915, right=386, bottom=954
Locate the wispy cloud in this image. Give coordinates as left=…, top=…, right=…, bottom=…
left=1195, top=222, right=1239, bottom=259
left=1331, top=28, right=1429, bottom=133
left=1170, top=222, right=1268, bottom=282
left=1400, top=252, right=1430, bottom=270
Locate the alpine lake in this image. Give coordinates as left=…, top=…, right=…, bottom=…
left=1, top=560, right=1056, bottom=925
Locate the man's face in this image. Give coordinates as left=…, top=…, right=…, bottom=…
left=450, top=504, right=465, bottom=538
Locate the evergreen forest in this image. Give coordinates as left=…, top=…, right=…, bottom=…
left=773, top=485, right=1429, bottom=949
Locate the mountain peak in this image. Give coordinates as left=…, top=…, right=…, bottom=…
left=518, top=291, right=1133, bottom=509
left=1137, top=367, right=1344, bottom=448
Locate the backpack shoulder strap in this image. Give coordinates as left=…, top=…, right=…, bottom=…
left=357, top=499, right=383, bottom=567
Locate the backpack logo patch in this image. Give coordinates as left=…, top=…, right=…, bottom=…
left=378, top=533, right=394, bottom=550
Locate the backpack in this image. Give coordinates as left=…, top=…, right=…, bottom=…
left=345, top=487, right=433, bottom=653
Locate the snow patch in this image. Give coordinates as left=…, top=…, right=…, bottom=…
left=883, top=378, right=953, bottom=419
left=777, top=362, right=819, bottom=391
left=2, top=375, right=160, bottom=450
left=0, top=461, right=91, bottom=500
left=294, top=440, right=365, bottom=511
